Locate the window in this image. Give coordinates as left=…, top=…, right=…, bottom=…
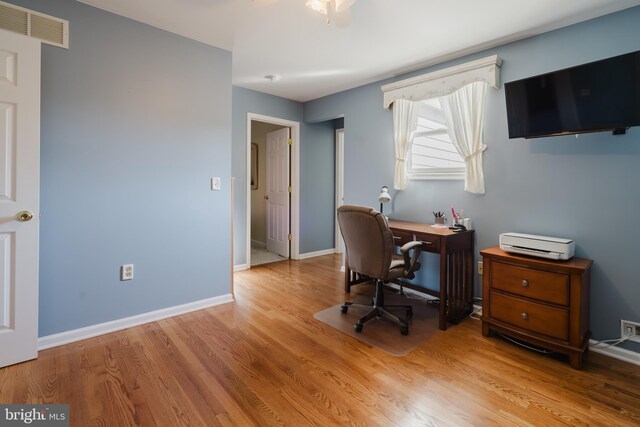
left=408, top=98, right=465, bottom=180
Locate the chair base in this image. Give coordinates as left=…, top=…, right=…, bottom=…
left=340, top=279, right=412, bottom=335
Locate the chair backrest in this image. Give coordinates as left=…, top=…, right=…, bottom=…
left=337, top=205, right=394, bottom=280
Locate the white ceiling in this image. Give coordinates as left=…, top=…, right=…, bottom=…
left=78, top=0, right=640, bottom=102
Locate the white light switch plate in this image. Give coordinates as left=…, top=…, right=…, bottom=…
left=211, top=177, right=221, bottom=191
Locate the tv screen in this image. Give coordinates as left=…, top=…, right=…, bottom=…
left=505, top=51, right=640, bottom=139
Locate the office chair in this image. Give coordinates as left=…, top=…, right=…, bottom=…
left=337, top=205, right=423, bottom=335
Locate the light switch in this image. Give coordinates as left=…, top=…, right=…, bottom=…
left=211, top=177, right=221, bottom=191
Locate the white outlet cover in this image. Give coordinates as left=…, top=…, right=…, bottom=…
left=121, top=264, right=134, bottom=281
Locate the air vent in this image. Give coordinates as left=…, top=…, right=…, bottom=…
left=0, top=1, right=68, bottom=49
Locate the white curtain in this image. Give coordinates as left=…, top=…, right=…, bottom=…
left=392, top=99, right=416, bottom=190
left=440, top=81, right=488, bottom=194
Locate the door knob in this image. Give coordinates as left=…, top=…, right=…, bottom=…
left=264, top=195, right=269, bottom=200
left=17, top=211, right=34, bottom=222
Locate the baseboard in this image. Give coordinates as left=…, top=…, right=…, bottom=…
left=38, top=294, right=234, bottom=350
left=589, top=339, right=640, bottom=366
left=234, top=263, right=250, bottom=272
left=251, top=239, right=266, bottom=249
left=297, top=248, right=336, bottom=260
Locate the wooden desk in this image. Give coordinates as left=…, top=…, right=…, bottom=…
left=344, top=219, right=475, bottom=330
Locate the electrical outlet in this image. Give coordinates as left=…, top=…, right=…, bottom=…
left=121, top=264, right=134, bottom=281
left=621, top=320, right=640, bottom=343
left=478, top=261, right=483, bottom=275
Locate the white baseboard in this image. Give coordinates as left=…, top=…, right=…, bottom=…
left=234, top=263, right=250, bottom=272
left=297, top=248, right=336, bottom=260
left=38, top=294, right=234, bottom=350
left=251, top=239, right=266, bottom=249
left=589, top=339, right=640, bottom=366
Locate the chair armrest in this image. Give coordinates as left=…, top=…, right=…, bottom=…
left=400, top=241, right=423, bottom=278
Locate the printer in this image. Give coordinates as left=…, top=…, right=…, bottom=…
left=499, top=232, right=575, bottom=260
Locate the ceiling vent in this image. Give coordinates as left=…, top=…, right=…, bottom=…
left=0, top=1, right=69, bottom=49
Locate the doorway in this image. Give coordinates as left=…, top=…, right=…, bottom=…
left=246, top=114, right=300, bottom=268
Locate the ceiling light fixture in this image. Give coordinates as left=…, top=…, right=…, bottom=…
left=305, top=0, right=356, bottom=25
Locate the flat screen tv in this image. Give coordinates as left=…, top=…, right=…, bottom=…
left=505, top=51, right=640, bottom=139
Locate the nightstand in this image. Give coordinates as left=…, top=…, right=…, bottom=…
left=480, top=247, right=592, bottom=369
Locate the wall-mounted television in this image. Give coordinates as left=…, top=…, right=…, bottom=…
left=505, top=51, right=640, bottom=139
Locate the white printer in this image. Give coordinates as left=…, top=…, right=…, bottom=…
left=499, top=232, right=575, bottom=260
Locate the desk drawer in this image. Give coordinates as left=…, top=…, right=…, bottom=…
left=414, top=232, right=440, bottom=252
left=391, top=230, right=413, bottom=246
left=491, top=261, right=569, bottom=306
left=490, top=291, right=569, bottom=341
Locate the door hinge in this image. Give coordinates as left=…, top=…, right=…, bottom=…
left=288, top=138, right=293, bottom=146
left=288, top=186, right=292, bottom=193
left=288, top=234, right=293, bottom=241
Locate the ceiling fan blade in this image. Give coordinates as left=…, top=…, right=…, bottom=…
left=334, top=0, right=356, bottom=13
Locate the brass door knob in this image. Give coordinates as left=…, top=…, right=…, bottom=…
left=17, top=211, right=34, bottom=222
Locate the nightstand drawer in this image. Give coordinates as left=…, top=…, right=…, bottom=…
left=491, top=261, right=569, bottom=306
left=414, top=232, right=440, bottom=252
left=490, top=291, right=569, bottom=341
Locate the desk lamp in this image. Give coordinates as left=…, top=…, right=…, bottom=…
left=378, top=186, right=391, bottom=215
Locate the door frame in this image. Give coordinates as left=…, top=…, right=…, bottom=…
left=334, top=128, right=344, bottom=254
left=246, top=113, right=300, bottom=267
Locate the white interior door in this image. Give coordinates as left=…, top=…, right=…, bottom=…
left=0, top=30, right=41, bottom=368
left=265, top=127, right=290, bottom=257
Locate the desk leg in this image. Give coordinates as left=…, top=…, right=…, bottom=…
left=439, top=252, right=447, bottom=331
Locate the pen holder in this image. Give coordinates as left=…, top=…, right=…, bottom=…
left=435, top=217, right=445, bottom=225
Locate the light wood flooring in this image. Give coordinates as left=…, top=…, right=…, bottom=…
left=1, top=254, right=639, bottom=426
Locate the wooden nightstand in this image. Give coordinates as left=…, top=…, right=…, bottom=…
left=480, top=247, right=593, bottom=369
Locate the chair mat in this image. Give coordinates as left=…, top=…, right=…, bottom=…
left=314, top=289, right=442, bottom=356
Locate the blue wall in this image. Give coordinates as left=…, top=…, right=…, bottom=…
left=8, top=0, right=233, bottom=336
left=304, top=7, right=640, bottom=350
left=300, top=121, right=336, bottom=253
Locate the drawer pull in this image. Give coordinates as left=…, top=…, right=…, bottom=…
left=521, top=312, right=528, bottom=320
left=421, top=241, right=432, bottom=245
left=521, top=279, right=529, bottom=287
left=393, top=236, right=401, bottom=240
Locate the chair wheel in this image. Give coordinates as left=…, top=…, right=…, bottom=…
left=354, top=323, right=363, bottom=333
left=340, top=305, right=348, bottom=314
left=400, top=326, right=409, bottom=336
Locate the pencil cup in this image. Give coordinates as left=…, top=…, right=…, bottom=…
left=435, top=217, right=445, bottom=225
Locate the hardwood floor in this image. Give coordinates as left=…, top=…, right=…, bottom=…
left=1, top=254, right=639, bottom=426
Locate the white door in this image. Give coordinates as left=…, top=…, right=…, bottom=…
left=265, top=128, right=290, bottom=257
left=0, top=30, right=41, bottom=368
